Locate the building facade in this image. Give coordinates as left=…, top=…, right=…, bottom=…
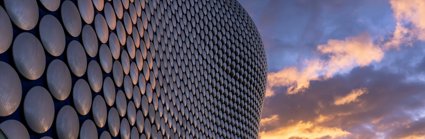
left=0, top=0, right=266, bottom=138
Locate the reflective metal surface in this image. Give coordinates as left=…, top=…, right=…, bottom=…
left=73, top=79, right=92, bottom=115
left=0, top=7, right=13, bottom=54
left=0, top=120, right=29, bottom=139
left=40, top=0, right=60, bottom=12
left=47, top=59, right=72, bottom=101
left=95, top=13, right=109, bottom=43
left=100, top=131, right=111, bottom=139
left=120, top=118, right=130, bottom=139
left=13, top=33, right=46, bottom=80
left=3, top=0, right=39, bottom=30
left=77, top=0, right=95, bottom=24
left=24, top=86, right=54, bottom=133
left=39, top=15, right=66, bottom=57
left=103, top=76, right=116, bottom=106
left=92, top=95, right=107, bottom=128
left=107, top=107, right=120, bottom=137
left=82, top=25, right=98, bottom=58
left=116, top=90, right=127, bottom=117
left=99, top=44, right=113, bottom=73
left=67, top=40, right=87, bottom=77
left=0, top=0, right=267, bottom=138
left=61, top=1, right=82, bottom=37
left=80, top=120, right=98, bottom=139
left=87, top=60, right=103, bottom=92
left=56, top=106, right=79, bottom=139
left=0, top=62, right=21, bottom=116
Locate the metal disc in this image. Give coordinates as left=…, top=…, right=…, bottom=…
left=39, top=15, right=66, bottom=57
left=99, top=44, right=113, bottom=73
left=24, top=86, right=54, bottom=133
left=130, top=62, right=139, bottom=85
left=87, top=60, right=103, bottom=93
left=0, top=62, right=22, bottom=116
left=40, top=0, right=60, bottom=11
left=116, top=90, right=127, bottom=117
left=132, top=86, right=141, bottom=108
left=124, top=75, right=133, bottom=99
left=77, top=0, right=95, bottom=24
left=123, top=12, right=132, bottom=34
left=13, top=32, right=46, bottom=80
left=127, top=101, right=136, bottom=126
left=80, top=120, right=98, bottom=139
left=100, top=131, right=112, bottom=139
left=92, top=95, right=107, bottom=128
left=102, top=77, right=116, bottom=106
left=135, top=50, right=144, bottom=70
left=144, top=119, right=151, bottom=139
left=113, top=61, right=124, bottom=87
left=120, top=118, right=130, bottom=139
left=136, top=110, right=144, bottom=133
left=73, top=79, right=92, bottom=115
left=40, top=136, right=53, bottom=139
left=113, top=0, right=124, bottom=19
left=104, top=3, right=117, bottom=30
left=93, top=0, right=104, bottom=11
left=61, top=1, right=82, bottom=37
left=108, top=107, right=120, bottom=137
left=82, top=25, right=98, bottom=58
left=0, top=7, right=13, bottom=54
left=126, top=37, right=136, bottom=59
left=0, top=120, right=30, bottom=139
left=141, top=96, right=148, bottom=116
left=121, top=0, right=129, bottom=10
left=116, top=21, right=127, bottom=45
left=3, top=0, right=39, bottom=30
left=108, top=33, right=121, bottom=60
left=47, top=59, right=72, bottom=101
left=131, top=126, right=139, bottom=139
left=67, top=40, right=87, bottom=77
left=121, top=50, right=130, bottom=75
left=56, top=105, right=80, bottom=139
left=95, top=13, right=109, bottom=43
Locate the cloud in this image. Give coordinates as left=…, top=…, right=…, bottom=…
left=267, top=34, right=383, bottom=96
left=261, top=64, right=425, bottom=139
left=261, top=115, right=280, bottom=126
left=385, top=0, right=425, bottom=49
left=334, top=88, right=367, bottom=106
left=259, top=121, right=350, bottom=139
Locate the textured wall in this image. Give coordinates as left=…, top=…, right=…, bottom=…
left=0, top=0, right=266, bottom=138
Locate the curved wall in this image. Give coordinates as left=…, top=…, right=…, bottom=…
left=0, top=0, right=267, bottom=138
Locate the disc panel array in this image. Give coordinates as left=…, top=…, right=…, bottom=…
left=0, top=0, right=267, bottom=138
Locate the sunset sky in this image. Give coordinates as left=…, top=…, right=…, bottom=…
left=238, top=0, right=425, bottom=138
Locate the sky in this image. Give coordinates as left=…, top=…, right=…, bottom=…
left=238, top=0, right=425, bottom=138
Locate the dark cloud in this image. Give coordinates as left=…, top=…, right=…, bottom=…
left=259, top=45, right=425, bottom=137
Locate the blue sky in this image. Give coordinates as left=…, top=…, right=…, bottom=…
left=239, top=0, right=425, bottom=138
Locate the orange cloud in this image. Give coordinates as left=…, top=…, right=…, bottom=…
left=334, top=88, right=368, bottom=106
left=386, top=0, right=425, bottom=49
left=401, top=135, right=425, bottom=139
left=259, top=121, right=350, bottom=139
left=267, top=34, right=383, bottom=96
left=261, top=114, right=279, bottom=126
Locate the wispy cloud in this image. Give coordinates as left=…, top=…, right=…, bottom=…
left=260, top=115, right=279, bottom=126
left=334, top=88, right=367, bottom=106
left=267, top=34, right=383, bottom=96
left=259, top=120, right=350, bottom=139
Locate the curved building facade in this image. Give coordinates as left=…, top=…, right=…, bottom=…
left=0, top=0, right=266, bottom=138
